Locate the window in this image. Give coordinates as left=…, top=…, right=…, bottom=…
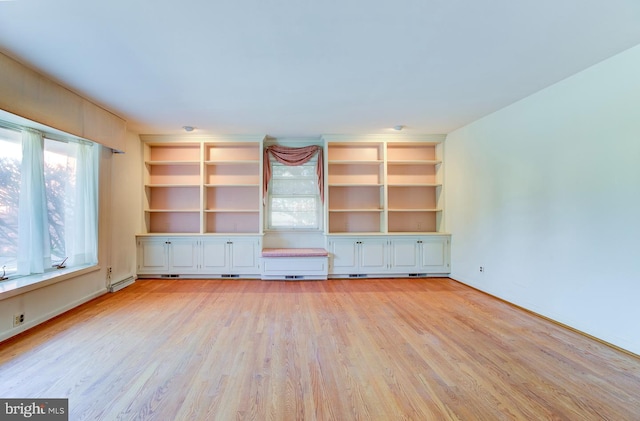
left=0, top=123, right=99, bottom=280
left=0, top=128, right=21, bottom=277
left=44, top=138, right=76, bottom=264
left=267, top=157, right=322, bottom=230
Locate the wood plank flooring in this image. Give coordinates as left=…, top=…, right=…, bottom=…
left=1, top=278, right=639, bottom=420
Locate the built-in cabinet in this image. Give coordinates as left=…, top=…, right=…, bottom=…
left=137, top=236, right=261, bottom=278
left=137, top=134, right=450, bottom=279
left=328, top=235, right=450, bottom=277
left=136, top=237, right=200, bottom=275
left=201, top=237, right=261, bottom=276
left=327, top=237, right=389, bottom=276
left=388, top=236, right=450, bottom=275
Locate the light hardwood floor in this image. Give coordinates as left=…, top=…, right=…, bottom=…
left=1, top=278, right=639, bottom=420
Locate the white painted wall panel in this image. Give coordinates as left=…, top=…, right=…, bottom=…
left=445, top=44, right=640, bottom=354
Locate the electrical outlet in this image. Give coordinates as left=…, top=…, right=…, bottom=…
left=479, top=266, right=484, bottom=273
left=13, top=313, right=25, bottom=327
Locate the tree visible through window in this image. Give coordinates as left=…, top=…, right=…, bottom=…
left=0, top=129, right=21, bottom=276
left=44, top=138, right=76, bottom=264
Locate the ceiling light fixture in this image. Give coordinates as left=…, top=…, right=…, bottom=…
left=393, top=125, right=404, bottom=131
left=183, top=126, right=195, bottom=132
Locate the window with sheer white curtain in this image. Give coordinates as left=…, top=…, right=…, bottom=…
left=0, top=124, right=99, bottom=280
left=267, top=156, right=322, bottom=230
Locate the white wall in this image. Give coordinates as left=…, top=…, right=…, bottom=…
left=445, top=44, right=640, bottom=354
left=109, top=131, right=143, bottom=285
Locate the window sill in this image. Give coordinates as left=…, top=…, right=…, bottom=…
left=0, top=264, right=100, bottom=301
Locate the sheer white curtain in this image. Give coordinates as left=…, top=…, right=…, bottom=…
left=65, top=142, right=99, bottom=266
left=17, top=129, right=51, bottom=275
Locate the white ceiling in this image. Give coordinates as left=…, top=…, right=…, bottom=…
left=1, top=0, right=640, bottom=137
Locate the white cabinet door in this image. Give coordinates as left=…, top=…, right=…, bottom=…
left=328, top=239, right=359, bottom=274
left=201, top=237, right=261, bottom=276
left=137, top=238, right=169, bottom=274
left=388, top=235, right=451, bottom=275
left=359, top=239, right=388, bottom=272
left=389, top=238, right=421, bottom=272
left=419, top=237, right=450, bottom=274
left=201, top=239, right=230, bottom=272
left=168, top=238, right=199, bottom=273
left=328, top=237, right=388, bottom=276
left=229, top=238, right=260, bottom=274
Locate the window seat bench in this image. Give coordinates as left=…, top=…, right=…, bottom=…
left=260, top=248, right=329, bottom=280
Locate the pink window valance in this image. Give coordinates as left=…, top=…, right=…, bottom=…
left=263, top=145, right=324, bottom=203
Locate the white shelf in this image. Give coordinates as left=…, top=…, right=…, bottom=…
left=328, top=183, right=384, bottom=187
left=204, top=160, right=259, bottom=165
left=204, top=209, right=259, bottom=213
left=387, top=160, right=441, bottom=165
left=329, top=209, right=383, bottom=212
left=145, top=209, right=200, bottom=212
left=145, top=183, right=200, bottom=187
left=387, top=183, right=442, bottom=187
left=204, top=183, right=260, bottom=187
left=328, top=160, right=384, bottom=164
left=145, top=161, right=200, bottom=165
left=388, top=209, right=442, bottom=212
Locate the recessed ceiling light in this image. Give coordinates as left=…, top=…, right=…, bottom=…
left=183, top=126, right=195, bottom=132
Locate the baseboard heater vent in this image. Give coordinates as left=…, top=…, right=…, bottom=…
left=285, top=275, right=304, bottom=280
left=222, top=274, right=240, bottom=278
left=408, top=273, right=428, bottom=277
left=348, top=274, right=368, bottom=278
left=160, top=274, right=180, bottom=278
left=109, top=276, right=135, bottom=292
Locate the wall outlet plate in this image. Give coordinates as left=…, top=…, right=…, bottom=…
left=13, top=313, right=25, bottom=327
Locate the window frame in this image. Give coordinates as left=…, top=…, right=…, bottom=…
left=266, top=155, right=323, bottom=231
left=0, top=120, right=99, bottom=283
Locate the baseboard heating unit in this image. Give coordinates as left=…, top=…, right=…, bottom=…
left=109, top=276, right=135, bottom=292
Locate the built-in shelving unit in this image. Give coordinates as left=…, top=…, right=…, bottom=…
left=144, top=142, right=202, bottom=234
left=386, top=142, right=443, bottom=233
left=323, top=135, right=446, bottom=235
left=204, top=142, right=261, bottom=234
left=138, top=133, right=450, bottom=279
left=326, top=142, right=385, bottom=233
left=141, top=135, right=264, bottom=235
